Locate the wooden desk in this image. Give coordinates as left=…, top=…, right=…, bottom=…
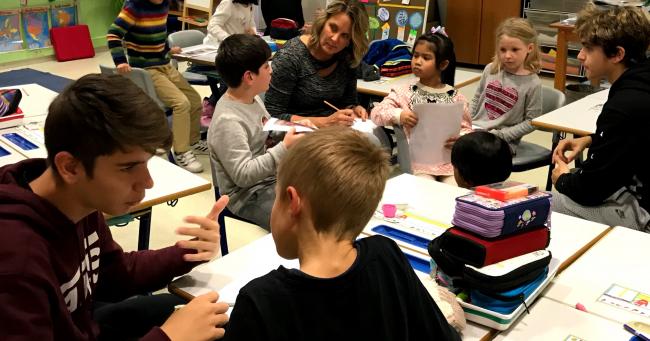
left=531, top=88, right=608, bottom=135
left=494, top=298, right=631, bottom=341
left=544, top=226, right=650, bottom=326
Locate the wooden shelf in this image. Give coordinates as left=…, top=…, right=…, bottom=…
left=178, top=16, right=208, bottom=27
left=169, top=10, right=182, bottom=16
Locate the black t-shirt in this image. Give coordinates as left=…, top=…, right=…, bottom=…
left=223, top=235, right=461, bottom=341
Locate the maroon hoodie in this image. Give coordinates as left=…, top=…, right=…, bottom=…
left=0, top=159, right=198, bottom=341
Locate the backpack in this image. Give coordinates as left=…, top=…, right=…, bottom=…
left=0, top=89, right=22, bottom=117
left=269, top=18, right=300, bottom=40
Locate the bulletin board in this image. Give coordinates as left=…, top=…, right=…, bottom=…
left=363, top=0, right=435, bottom=46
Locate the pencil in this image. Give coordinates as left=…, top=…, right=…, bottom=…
left=323, top=100, right=340, bottom=112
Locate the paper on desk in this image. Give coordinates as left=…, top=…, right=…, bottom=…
left=263, top=117, right=315, bottom=133
left=175, top=44, right=218, bottom=58
left=408, top=102, right=463, bottom=168
left=351, top=118, right=376, bottom=134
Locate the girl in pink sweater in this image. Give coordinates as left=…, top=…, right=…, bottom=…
left=371, top=29, right=472, bottom=184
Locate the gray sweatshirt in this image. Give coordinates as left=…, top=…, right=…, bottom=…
left=207, top=95, right=287, bottom=213
left=470, top=63, right=542, bottom=149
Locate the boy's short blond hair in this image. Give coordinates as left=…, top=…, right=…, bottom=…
left=277, top=127, right=390, bottom=239
left=576, top=4, right=650, bottom=67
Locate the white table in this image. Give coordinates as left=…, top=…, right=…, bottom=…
left=532, top=88, right=608, bottom=136
left=0, top=84, right=58, bottom=120
left=357, top=68, right=481, bottom=97
left=494, top=298, right=631, bottom=341
left=543, top=226, right=650, bottom=326
left=362, top=174, right=611, bottom=273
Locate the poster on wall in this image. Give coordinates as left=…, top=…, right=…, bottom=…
left=0, top=11, right=23, bottom=52
left=51, top=5, right=77, bottom=28
left=22, top=8, right=50, bottom=49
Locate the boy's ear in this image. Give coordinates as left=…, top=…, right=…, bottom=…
left=439, top=60, right=450, bottom=71
left=527, top=42, right=534, bottom=54
left=286, top=186, right=302, bottom=216
left=611, top=46, right=626, bottom=64
left=53, top=152, right=85, bottom=184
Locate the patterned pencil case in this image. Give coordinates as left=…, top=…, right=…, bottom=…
left=452, top=191, right=552, bottom=238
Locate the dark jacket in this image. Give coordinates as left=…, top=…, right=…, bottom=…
left=556, top=60, right=650, bottom=211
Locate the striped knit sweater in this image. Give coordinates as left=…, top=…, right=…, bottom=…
left=107, top=0, right=170, bottom=69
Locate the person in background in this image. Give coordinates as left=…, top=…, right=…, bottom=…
left=371, top=28, right=472, bottom=185
left=264, top=0, right=369, bottom=128
left=451, top=131, right=513, bottom=189
left=260, top=0, right=305, bottom=36
left=107, top=0, right=206, bottom=173
left=552, top=5, right=650, bottom=231
left=470, top=17, right=542, bottom=154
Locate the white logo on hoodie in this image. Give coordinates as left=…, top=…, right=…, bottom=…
left=59, top=231, right=101, bottom=313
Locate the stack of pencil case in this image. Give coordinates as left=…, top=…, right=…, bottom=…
left=428, top=189, right=553, bottom=314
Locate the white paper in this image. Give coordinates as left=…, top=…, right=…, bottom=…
left=397, top=26, right=406, bottom=42
left=175, top=44, right=218, bottom=58
left=408, top=102, right=463, bottom=168
left=263, top=117, right=315, bottom=133
left=351, top=118, right=376, bottom=134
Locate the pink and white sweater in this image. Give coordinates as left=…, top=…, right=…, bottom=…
left=371, top=82, right=472, bottom=176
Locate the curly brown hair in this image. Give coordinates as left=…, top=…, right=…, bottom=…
left=575, top=4, right=650, bottom=67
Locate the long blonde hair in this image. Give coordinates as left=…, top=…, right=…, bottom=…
left=490, top=17, right=541, bottom=74
left=308, top=0, right=369, bottom=68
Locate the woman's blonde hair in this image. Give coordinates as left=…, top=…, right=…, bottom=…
left=308, top=0, right=369, bottom=68
left=490, top=17, right=541, bottom=74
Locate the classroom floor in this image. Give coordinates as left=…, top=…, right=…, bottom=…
left=0, top=50, right=562, bottom=254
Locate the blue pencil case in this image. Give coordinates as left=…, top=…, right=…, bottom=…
left=469, top=267, right=548, bottom=314
left=452, top=192, right=552, bottom=238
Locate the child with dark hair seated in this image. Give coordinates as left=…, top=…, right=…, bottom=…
left=451, top=131, right=512, bottom=188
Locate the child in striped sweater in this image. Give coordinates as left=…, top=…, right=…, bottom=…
left=371, top=29, right=472, bottom=185
left=108, top=0, right=205, bottom=173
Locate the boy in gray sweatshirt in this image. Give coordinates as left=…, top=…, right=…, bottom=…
left=208, top=34, right=303, bottom=229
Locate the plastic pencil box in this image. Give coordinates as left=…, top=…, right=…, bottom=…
left=459, top=257, right=560, bottom=330
left=452, top=191, right=552, bottom=238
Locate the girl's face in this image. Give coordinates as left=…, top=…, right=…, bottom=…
left=497, top=34, right=533, bottom=74
left=411, top=41, right=444, bottom=81
left=319, top=12, right=352, bottom=56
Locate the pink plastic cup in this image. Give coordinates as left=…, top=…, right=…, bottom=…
left=382, top=204, right=397, bottom=218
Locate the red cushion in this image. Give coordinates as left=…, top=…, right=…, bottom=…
left=50, top=25, right=95, bottom=62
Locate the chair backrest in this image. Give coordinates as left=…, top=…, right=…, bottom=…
left=209, top=156, right=231, bottom=256
left=541, top=86, right=566, bottom=115
left=168, top=30, right=206, bottom=48
left=99, top=65, right=166, bottom=110
left=393, top=125, right=412, bottom=174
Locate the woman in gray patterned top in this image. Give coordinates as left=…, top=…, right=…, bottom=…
left=264, top=0, right=369, bottom=128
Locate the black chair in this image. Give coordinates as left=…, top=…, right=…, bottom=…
left=512, top=86, right=566, bottom=191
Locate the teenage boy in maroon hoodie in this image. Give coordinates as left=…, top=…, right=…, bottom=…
left=0, top=74, right=229, bottom=341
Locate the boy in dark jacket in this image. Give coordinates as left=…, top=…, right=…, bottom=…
left=552, top=5, right=650, bottom=231
left=0, top=74, right=229, bottom=341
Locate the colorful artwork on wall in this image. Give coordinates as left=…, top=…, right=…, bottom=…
left=51, top=5, right=77, bottom=28
left=22, top=9, right=50, bottom=49
left=0, top=11, right=23, bottom=52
